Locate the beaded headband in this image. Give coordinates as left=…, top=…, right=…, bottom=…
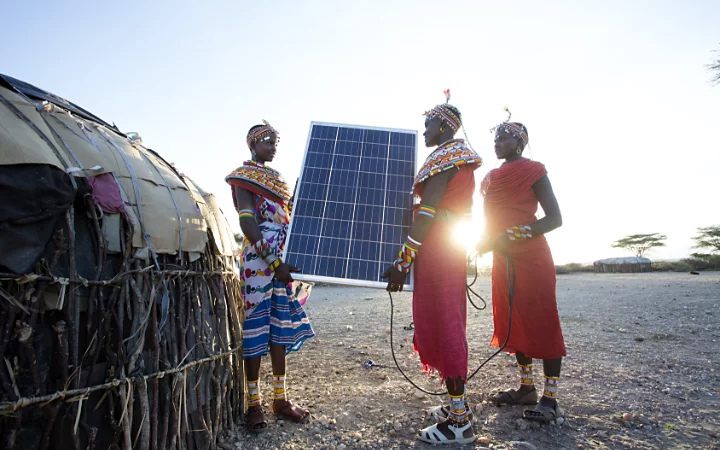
left=491, top=107, right=529, bottom=146
left=423, top=89, right=462, bottom=133
left=246, top=120, right=279, bottom=149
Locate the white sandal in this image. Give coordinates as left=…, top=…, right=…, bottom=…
left=417, top=420, right=475, bottom=445
left=426, top=404, right=474, bottom=423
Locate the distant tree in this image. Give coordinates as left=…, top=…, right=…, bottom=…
left=234, top=233, right=243, bottom=246
left=692, top=225, right=720, bottom=254
left=709, top=44, right=720, bottom=86
left=612, top=233, right=667, bottom=258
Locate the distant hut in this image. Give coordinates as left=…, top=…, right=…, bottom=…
left=0, top=74, right=244, bottom=449
left=593, top=257, right=651, bottom=273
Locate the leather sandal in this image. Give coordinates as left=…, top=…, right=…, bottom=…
left=489, top=388, right=538, bottom=406
left=273, top=399, right=311, bottom=424
left=245, top=405, right=268, bottom=434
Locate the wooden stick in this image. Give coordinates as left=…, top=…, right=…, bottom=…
left=169, top=372, right=182, bottom=450
left=150, top=278, right=160, bottom=449
left=158, top=370, right=170, bottom=450
left=135, top=379, right=150, bottom=450
left=0, top=306, right=18, bottom=401
left=0, top=306, right=17, bottom=361
left=85, top=194, right=106, bottom=357
left=49, top=228, right=67, bottom=269
left=2, top=411, right=20, bottom=449
left=53, top=321, right=69, bottom=391
left=18, top=323, right=41, bottom=395
left=107, top=388, right=122, bottom=450
left=27, top=280, right=49, bottom=330
left=86, top=426, right=98, bottom=450
left=66, top=207, right=80, bottom=391
left=63, top=209, right=81, bottom=449
left=126, top=266, right=145, bottom=374
left=39, top=403, right=60, bottom=450
left=118, top=383, right=132, bottom=450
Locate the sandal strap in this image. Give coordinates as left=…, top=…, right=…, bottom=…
left=493, top=388, right=538, bottom=405
left=421, top=424, right=447, bottom=442
left=419, top=421, right=473, bottom=443
left=245, top=406, right=268, bottom=430
left=274, top=400, right=310, bottom=422
left=523, top=403, right=563, bottom=422
left=427, top=404, right=474, bottom=422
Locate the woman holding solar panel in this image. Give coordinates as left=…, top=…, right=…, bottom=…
left=383, top=90, right=482, bottom=445
left=225, top=121, right=315, bottom=433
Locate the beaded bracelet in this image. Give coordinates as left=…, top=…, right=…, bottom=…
left=268, top=257, right=282, bottom=271
left=238, top=209, right=255, bottom=221
left=252, top=238, right=273, bottom=259
left=506, top=225, right=533, bottom=241
left=393, top=236, right=422, bottom=273
left=252, top=239, right=283, bottom=271
left=417, top=205, right=437, bottom=219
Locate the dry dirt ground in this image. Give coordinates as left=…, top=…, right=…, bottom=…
left=222, top=272, right=720, bottom=450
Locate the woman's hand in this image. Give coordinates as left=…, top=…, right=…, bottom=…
left=475, top=235, right=494, bottom=256
left=381, top=266, right=407, bottom=292
left=475, top=233, right=511, bottom=255
left=275, top=263, right=301, bottom=284
left=492, top=232, right=511, bottom=254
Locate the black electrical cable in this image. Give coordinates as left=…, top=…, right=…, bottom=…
left=388, top=252, right=516, bottom=396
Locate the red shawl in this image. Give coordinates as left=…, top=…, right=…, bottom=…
left=481, top=158, right=566, bottom=359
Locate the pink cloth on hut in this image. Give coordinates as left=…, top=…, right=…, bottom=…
left=86, top=173, right=124, bottom=213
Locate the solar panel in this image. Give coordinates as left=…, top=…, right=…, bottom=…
left=283, top=122, right=417, bottom=290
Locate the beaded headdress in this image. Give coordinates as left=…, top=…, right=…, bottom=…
left=246, top=120, right=279, bottom=149
left=491, top=107, right=528, bottom=146
left=423, top=89, right=462, bottom=133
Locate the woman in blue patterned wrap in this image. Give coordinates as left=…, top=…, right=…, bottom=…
left=225, top=121, right=315, bottom=433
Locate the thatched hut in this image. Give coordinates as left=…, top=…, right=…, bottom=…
left=0, top=74, right=244, bottom=450
left=593, top=257, right=652, bottom=273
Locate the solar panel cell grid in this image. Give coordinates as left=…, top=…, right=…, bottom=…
left=284, top=122, right=417, bottom=289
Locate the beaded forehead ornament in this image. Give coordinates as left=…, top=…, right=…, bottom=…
left=491, top=107, right=528, bottom=146
left=246, top=120, right=279, bottom=149
left=423, top=89, right=462, bottom=133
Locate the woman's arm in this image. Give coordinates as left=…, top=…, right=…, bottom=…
left=234, top=186, right=263, bottom=243
left=234, top=186, right=299, bottom=283
left=529, top=175, right=562, bottom=236
left=475, top=175, right=562, bottom=255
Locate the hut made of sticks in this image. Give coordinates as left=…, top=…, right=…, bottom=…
left=0, top=74, right=245, bottom=450
left=593, top=257, right=652, bottom=273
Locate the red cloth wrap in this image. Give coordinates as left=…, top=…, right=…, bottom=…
left=482, top=158, right=566, bottom=359
left=412, top=165, right=476, bottom=383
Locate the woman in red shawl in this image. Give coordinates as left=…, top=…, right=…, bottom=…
left=384, top=92, right=481, bottom=445
left=476, top=113, right=566, bottom=424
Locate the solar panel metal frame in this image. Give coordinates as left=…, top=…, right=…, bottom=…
left=283, top=121, right=417, bottom=291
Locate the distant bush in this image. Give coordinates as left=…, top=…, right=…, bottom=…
left=651, top=260, right=692, bottom=272
left=652, top=256, right=720, bottom=272
left=684, top=254, right=720, bottom=271
left=565, top=263, right=595, bottom=272
left=555, top=263, right=594, bottom=274
left=486, top=257, right=720, bottom=276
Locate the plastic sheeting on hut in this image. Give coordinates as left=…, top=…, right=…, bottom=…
left=593, top=257, right=652, bottom=273
left=0, top=73, right=244, bottom=450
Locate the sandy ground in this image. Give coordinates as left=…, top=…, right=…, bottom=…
left=221, top=272, right=720, bottom=450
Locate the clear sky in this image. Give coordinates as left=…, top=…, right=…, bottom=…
left=2, top=0, right=719, bottom=264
